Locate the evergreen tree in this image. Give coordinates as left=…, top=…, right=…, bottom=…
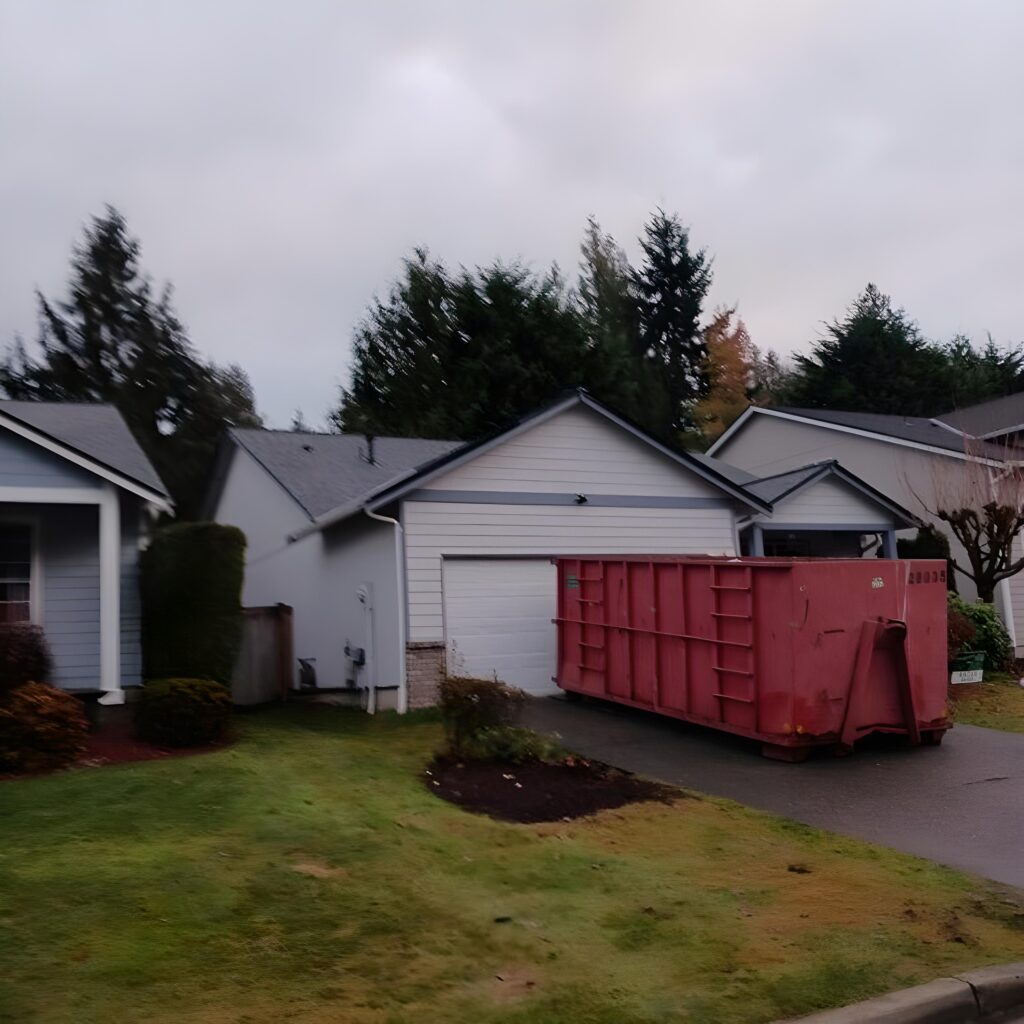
left=784, top=284, right=951, bottom=415
left=334, top=252, right=595, bottom=439
left=576, top=218, right=670, bottom=433
left=633, top=210, right=713, bottom=435
left=941, top=334, right=1024, bottom=410
left=0, top=207, right=260, bottom=517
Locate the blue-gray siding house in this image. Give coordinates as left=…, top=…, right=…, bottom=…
left=0, top=401, right=171, bottom=703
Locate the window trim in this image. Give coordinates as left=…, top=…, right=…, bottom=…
left=0, top=515, right=42, bottom=626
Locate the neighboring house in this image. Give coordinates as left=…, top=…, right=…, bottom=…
left=208, top=390, right=914, bottom=711
left=707, top=403, right=1024, bottom=651
left=691, top=454, right=918, bottom=558
left=0, top=401, right=172, bottom=704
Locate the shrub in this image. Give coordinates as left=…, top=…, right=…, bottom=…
left=949, top=593, right=1014, bottom=672
left=135, top=678, right=232, bottom=747
left=947, top=604, right=976, bottom=665
left=141, top=523, right=246, bottom=685
left=0, top=623, right=52, bottom=693
left=463, top=726, right=565, bottom=764
left=0, top=682, right=88, bottom=773
left=439, top=676, right=525, bottom=757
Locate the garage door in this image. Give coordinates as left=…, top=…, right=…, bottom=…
left=442, top=558, right=558, bottom=695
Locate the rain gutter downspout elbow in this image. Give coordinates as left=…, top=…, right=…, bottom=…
left=363, top=505, right=409, bottom=714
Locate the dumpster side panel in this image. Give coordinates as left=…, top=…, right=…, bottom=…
left=554, top=556, right=948, bottom=752
left=904, top=560, right=950, bottom=728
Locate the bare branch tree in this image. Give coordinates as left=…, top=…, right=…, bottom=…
left=917, top=442, right=1024, bottom=602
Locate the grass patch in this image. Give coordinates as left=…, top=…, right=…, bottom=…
left=2, top=704, right=1024, bottom=1024
left=952, top=673, right=1024, bottom=733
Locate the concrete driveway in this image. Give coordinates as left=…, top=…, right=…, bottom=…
left=523, top=697, right=1024, bottom=889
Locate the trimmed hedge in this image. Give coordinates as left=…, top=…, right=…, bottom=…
left=0, top=623, right=52, bottom=693
left=141, top=523, right=246, bottom=685
left=0, top=682, right=88, bottom=773
left=135, top=678, right=232, bottom=747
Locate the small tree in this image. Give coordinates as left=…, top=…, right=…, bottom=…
left=692, top=308, right=755, bottom=442
left=921, top=449, right=1024, bottom=602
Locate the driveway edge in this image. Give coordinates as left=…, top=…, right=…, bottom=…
left=775, top=963, right=1024, bottom=1022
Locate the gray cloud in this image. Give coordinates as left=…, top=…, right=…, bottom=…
left=2, top=0, right=1022, bottom=425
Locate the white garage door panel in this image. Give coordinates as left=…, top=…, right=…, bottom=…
left=443, top=559, right=558, bottom=695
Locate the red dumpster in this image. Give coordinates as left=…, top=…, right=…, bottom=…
left=555, top=556, right=950, bottom=760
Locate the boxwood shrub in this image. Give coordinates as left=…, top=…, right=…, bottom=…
left=141, top=522, right=246, bottom=685
left=135, top=678, right=232, bottom=747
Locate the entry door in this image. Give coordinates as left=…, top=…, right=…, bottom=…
left=442, top=558, right=558, bottom=696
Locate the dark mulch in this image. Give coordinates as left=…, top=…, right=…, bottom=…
left=1, top=716, right=230, bottom=780
left=424, top=755, right=678, bottom=823
left=80, top=716, right=230, bottom=767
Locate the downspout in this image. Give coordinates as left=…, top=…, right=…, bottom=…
left=363, top=506, right=409, bottom=714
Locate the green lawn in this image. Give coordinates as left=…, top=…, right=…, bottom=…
left=3, top=706, right=1024, bottom=1024
left=952, top=675, right=1024, bottom=733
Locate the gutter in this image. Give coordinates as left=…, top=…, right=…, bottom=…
left=287, top=469, right=420, bottom=543
left=363, top=506, right=409, bottom=715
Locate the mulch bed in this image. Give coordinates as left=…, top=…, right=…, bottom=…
left=79, top=716, right=230, bottom=767
left=424, top=756, right=678, bottom=823
left=1, top=716, right=229, bottom=780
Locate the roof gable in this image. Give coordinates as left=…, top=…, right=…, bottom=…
left=687, top=451, right=918, bottom=527
left=226, top=429, right=461, bottom=520
left=0, top=401, right=170, bottom=506
left=289, top=391, right=770, bottom=539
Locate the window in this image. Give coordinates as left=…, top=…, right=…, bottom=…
left=0, top=525, right=32, bottom=623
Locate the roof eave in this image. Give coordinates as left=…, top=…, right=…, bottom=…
left=0, top=408, right=172, bottom=509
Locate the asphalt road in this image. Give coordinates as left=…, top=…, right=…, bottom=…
left=523, top=697, right=1024, bottom=889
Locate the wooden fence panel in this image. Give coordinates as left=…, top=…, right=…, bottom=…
left=231, top=605, right=294, bottom=705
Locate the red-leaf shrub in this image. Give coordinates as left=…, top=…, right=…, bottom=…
left=0, top=682, right=88, bottom=773
left=0, top=623, right=52, bottom=693
left=135, top=678, right=232, bottom=747
left=948, top=606, right=976, bottom=665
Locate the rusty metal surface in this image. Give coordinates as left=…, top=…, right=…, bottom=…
left=555, top=556, right=949, bottom=754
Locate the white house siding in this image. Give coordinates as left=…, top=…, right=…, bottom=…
left=0, top=430, right=99, bottom=488
left=713, top=412, right=1002, bottom=627
left=214, top=446, right=400, bottom=689
left=764, top=476, right=896, bottom=526
left=420, top=406, right=722, bottom=497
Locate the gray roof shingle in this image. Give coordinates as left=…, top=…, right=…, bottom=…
left=686, top=451, right=759, bottom=486
left=937, top=393, right=1024, bottom=438
left=741, top=463, right=830, bottom=503
left=773, top=407, right=1011, bottom=460
left=230, top=430, right=462, bottom=519
left=0, top=400, right=168, bottom=495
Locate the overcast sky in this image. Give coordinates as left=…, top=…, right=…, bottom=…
left=2, top=2, right=1022, bottom=426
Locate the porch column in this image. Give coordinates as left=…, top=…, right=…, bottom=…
left=98, top=484, right=123, bottom=705
left=750, top=524, right=765, bottom=557
left=882, top=531, right=898, bottom=559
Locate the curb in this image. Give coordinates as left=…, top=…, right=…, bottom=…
left=775, top=963, right=1024, bottom=1023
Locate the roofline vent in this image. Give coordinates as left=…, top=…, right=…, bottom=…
left=361, top=434, right=376, bottom=465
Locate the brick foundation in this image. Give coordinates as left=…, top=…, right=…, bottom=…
left=406, top=642, right=446, bottom=709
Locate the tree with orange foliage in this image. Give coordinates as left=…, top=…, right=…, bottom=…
left=692, top=308, right=755, bottom=443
